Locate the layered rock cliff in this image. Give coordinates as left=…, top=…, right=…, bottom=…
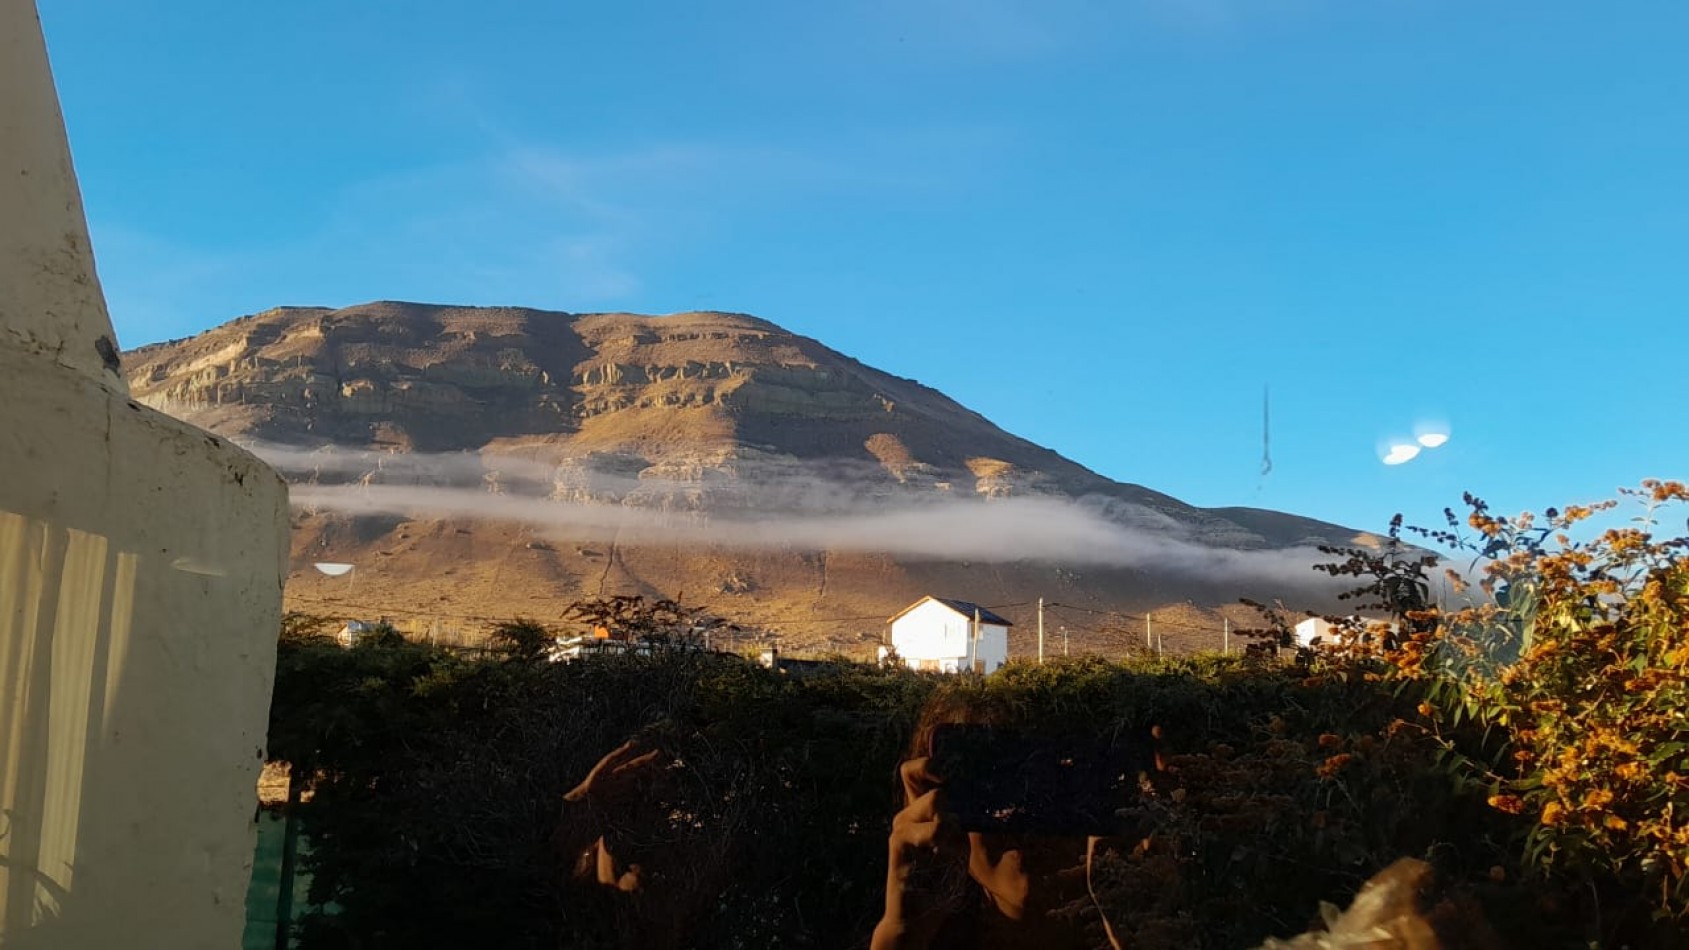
left=126, top=301, right=1370, bottom=651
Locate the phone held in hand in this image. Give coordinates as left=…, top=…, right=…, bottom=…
left=927, top=724, right=1152, bottom=837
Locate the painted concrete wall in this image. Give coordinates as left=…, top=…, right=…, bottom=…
left=1295, top=617, right=1394, bottom=650
left=0, top=2, right=125, bottom=389
left=1294, top=617, right=1337, bottom=648
left=890, top=599, right=1009, bottom=674
left=0, top=4, right=291, bottom=947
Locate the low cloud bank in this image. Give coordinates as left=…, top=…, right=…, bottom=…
left=256, top=441, right=1350, bottom=588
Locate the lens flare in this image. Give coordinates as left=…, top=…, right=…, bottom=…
left=1413, top=419, right=1451, bottom=449
left=1381, top=444, right=1421, bottom=466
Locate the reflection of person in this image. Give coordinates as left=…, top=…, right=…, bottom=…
left=561, top=739, right=670, bottom=893
left=555, top=731, right=733, bottom=949
left=873, top=690, right=1154, bottom=950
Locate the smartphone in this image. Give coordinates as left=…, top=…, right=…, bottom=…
left=927, top=723, right=1151, bottom=837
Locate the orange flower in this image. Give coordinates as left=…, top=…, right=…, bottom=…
left=1542, top=801, right=1567, bottom=826
left=1650, top=480, right=1689, bottom=503
left=1582, top=788, right=1616, bottom=812
left=1316, top=754, right=1354, bottom=779
left=1317, top=733, right=1343, bottom=749
left=1488, top=794, right=1526, bottom=815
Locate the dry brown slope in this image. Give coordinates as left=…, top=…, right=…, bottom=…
left=128, top=301, right=1369, bottom=652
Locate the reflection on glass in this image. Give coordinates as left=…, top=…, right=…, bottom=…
left=0, top=512, right=136, bottom=933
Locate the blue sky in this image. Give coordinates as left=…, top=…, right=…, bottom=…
left=36, top=0, right=1689, bottom=537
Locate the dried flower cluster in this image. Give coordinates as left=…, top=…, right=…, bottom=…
left=1366, top=483, right=1689, bottom=911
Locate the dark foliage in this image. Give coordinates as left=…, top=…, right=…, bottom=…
left=265, top=636, right=1602, bottom=948
left=491, top=617, right=554, bottom=660
left=561, top=595, right=738, bottom=650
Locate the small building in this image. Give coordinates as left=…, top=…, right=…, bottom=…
left=887, top=596, right=1012, bottom=674
left=1294, top=617, right=1397, bottom=650
left=1293, top=617, right=1339, bottom=649
left=757, top=647, right=836, bottom=678
left=546, top=636, right=655, bottom=662
left=337, top=619, right=376, bottom=648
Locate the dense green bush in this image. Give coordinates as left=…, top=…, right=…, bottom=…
left=268, top=642, right=938, bottom=948
left=267, top=639, right=1574, bottom=948
left=265, top=488, right=1689, bottom=947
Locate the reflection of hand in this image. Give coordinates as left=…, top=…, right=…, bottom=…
left=890, top=757, right=950, bottom=853
left=561, top=740, right=671, bottom=893
left=874, top=757, right=962, bottom=949
left=564, top=740, right=667, bottom=809
left=965, top=831, right=1032, bottom=921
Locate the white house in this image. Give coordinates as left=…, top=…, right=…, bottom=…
left=1294, top=617, right=1397, bottom=649
left=1293, top=617, right=1339, bottom=649
left=546, top=636, right=656, bottom=662
left=887, top=596, right=1012, bottom=674
left=337, top=620, right=377, bottom=648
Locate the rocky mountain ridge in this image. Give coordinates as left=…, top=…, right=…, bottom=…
left=126, top=301, right=1370, bottom=652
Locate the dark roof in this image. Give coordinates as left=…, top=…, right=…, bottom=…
left=888, top=596, right=1015, bottom=627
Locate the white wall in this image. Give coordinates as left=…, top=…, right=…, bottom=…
left=973, top=624, right=1008, bottom=673
left=1294, top=617, right=1337, bottom=648
left=890, top=599, right=1009, bottom=674
left=1294, top=617, right=1396, bottom=650
left=0, top=6, right=290, bottom=947
left=0, top=3, right=126, bottom=390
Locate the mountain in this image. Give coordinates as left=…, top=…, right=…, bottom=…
left=125, top=301, right=1372, bottom=654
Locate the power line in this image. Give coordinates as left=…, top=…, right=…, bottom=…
left=292, top=588, right=1255, bottom=654
left=1045, top=601, right=1243, bottom=637
left=286, top=594, right=1034, bottom=630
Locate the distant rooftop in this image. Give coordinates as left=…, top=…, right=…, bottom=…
left=889, top=596, right=1014, bottom=627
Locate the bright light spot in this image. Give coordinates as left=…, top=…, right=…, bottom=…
left=1413, top=419, right=1451, bottom=449
left=170, top=556, right=227, bottom=577
left=1382, top=444, right=1421, bottom=466
left=314, top=562, right=354, bottom=577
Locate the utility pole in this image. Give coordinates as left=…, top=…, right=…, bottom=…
left=1223, top=616, right=1230, bottom=654
left=1062, top=625, right=1069, bottom=657
left=1145, top=612, right=1152, bottom=651
left=1037, top=598, right=1045, bottom=665
left=971, top=607, right=981, bottom=674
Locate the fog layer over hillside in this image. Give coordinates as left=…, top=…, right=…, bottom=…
left=257, top=441, right=1349, bottom=588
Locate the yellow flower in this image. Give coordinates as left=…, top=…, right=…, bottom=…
left=1316, top=754, right=1354, bottom=779
left=1488, top=794, right=1526, bottom=815
left=1542, top=801, right=1567, bottom=826
left=1582, top=788, right=1616, bottom=812
left=1616, top=762, right=1650, bottom=783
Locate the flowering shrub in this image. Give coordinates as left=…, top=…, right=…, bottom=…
left=266, top=485, right=1689, bottom=947
left=1358, top=482, right=1689, bottom=915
